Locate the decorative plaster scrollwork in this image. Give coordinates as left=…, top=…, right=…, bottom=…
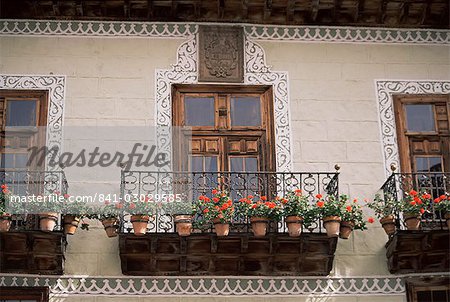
left=1, top=20, right=448, bottom=45
left=156, top=35, right=293, bottom=172
left=3, top=273, right=448, bottom=296
left=376, top=80, right=450, bottom=176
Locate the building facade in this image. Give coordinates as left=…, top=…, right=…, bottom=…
left=0, top=12, right=449, bottom=302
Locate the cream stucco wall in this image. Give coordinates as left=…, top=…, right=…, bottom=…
left=1, top=34, right=449, bottom=301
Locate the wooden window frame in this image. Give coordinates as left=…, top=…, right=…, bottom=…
left=406, top=277, right=450, bottom=302
left=0, top=90, right=49, bottom=171
left=393, top=94, right=450, bottom=173
left=0, top=286, right=49, bottom=301
left=172, top=84, right=275, bottom=172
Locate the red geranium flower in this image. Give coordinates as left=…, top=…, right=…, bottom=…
left=346, top=205, right=352, bottom=212
left=409, top=190, right=418, bottom=196
left=316, top=201, right=324, bottom=208
left=316, top=194, right=323, bottom=199
left=129, top=203, right=136, bottom=209
left=420, top=208, right=425, bottom=214
left=261, top=196, right=267, bottom=201
left=203, top=208, right=209, bottom=213
left=212, top=189, right=218, bottom=195
left=0, top=184, right=7, bottom=189
left=212, top=197, right=219, bottom=203
left=368, top=217, right=375, bottom=223
left=434, top=197, right=441, bottom=203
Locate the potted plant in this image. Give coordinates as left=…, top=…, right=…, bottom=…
left=193, top=189, right=234, bottom=236
left=236, top=195, right=282, bottom=237
left=339, top=198, right=367, bottom=239
left=59, top=192, right=87, bottom=235
left=315, top=194, right=344, bottom=237
left=89, top=201, right=121, bottom=238
left=125, top=197, right=156, bottom=236
left=163, top=199, right=193, bottom=236
left=367, top=194, right=398, bottom=235
left=33, top=194, right=62, bottom=232
left=0, top=184, right=12, bottom=232
left=400, top=190, right=430, bottom=230
left=280, top=189, right=309, bottom=237
left=434, top=194, right=450, bottom=228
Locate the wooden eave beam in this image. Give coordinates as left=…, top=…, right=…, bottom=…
left=287, top=0, right=295, bottom=23
left=398, top=1, right=410, bottom=23
left=333, top=0, right=341, bottom=22
left=377, top=0, right=387, bottom=24
left=124, top=0, right=130, bottom=18
left=264, top=0, right=273, bottom=20
left=420, top=0, right=431, bottom=24
left=311, top=0, right=320, bottom=21
left=147, top=0, right=153, bottom=18
left=218, top=0, right=225, bottom=18
left=242, top=0, right=249, bottom=19
left=76, top=0, right=84, bottom=16
left=354, top=0, right=365, bottom=22
left=52, top=0, right=60, bottom=16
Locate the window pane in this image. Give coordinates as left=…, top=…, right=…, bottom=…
left=231, top=96, right=261, bottom=126
left=417, top=291, right=432, bottom=302
left=191, top=156, right=202, bottom=172
left=245, top=157, right=258, bottom=172
left=1, top=153, right=14, bottom=168
left=190, top=156, right=217, bottom=172
left=6, top=100, right=37, bottom=126
left=230, top=157, right=258, bottom=172
left=230, top=157, right=244, bottom=172
left=432, top=290, right=447, bottom=302
left=15, top=154, right=29, bottom=168
left=405, top=104, right=435, bottom=132
left=416, top=157, right=442, bottom=173
left=185, top=97, right=215, bottom=126
left=204, top=156, right=217, bottom=172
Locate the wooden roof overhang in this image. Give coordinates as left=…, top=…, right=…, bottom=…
left=1, top=0, right=448, bottom=29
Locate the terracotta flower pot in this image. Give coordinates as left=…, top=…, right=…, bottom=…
left=63, top=215, right=80, bottom=235
left=102, top=217, right=119, bottom=238
left=39, top=212, right=58, bottom=232
left=285, top=215, right=303, bottom=237
left=379, top=215, right=396, bottom=235
left=322, top=216, right=341, bottom=237
left=250, top=217, right=269, bottom=237
left=445, top=213, right=450, bottom=229
left=213, top=218, right=229, bottom=237
left=130, top=214, right=150, bottom=236
left=404, top=213, right=421, bottom=230
left=339, top=221, right=354, bottom=239
left=173, top=214, right=192, bottom=237
left=0, top=214, right=11, bottom=232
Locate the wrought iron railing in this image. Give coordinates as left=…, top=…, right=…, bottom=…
left=380, top=169, right=449, bottom=230
left=120, top=170, right=340, bottom=234
left=0, top=169, right=69, bottom=231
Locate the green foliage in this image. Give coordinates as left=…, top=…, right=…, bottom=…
left=280, top=189, right=309, bottom=217
left=367, top=194, right=398, bottom=219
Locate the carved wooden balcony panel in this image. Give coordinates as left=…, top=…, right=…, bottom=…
left=119, top=233, right=338, bottom=276
left=0, top=231, right=65, bottom=275
left=386, top=230, right=450, bottom=274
